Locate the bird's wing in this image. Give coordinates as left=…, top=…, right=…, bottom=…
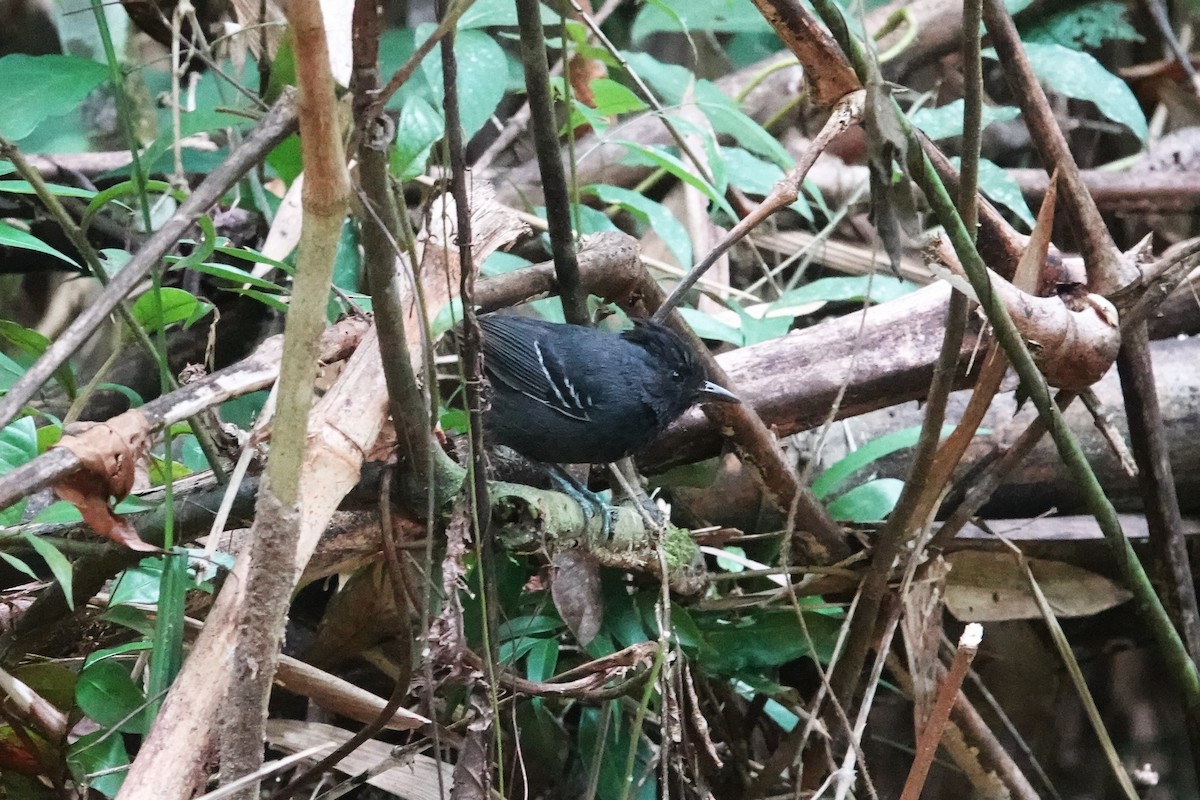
left=479, top=316, right=594, bottom=422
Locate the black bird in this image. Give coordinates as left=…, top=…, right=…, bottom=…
left=478, top=314, right=739, bottom=465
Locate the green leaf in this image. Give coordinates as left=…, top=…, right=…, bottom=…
left=498, top=614, right=563, bottom=641
left=1023, top=1, right=1143, bottom=50
left=616, top=141, right=736, bottom=219
left=588, top=78, right=649, bottom=116
left=699, top=609, right=842, bottom=673
left=0, top=220, right=79, bottom=268
left=75, top=660, right=150, bottom=734
left=0, top=418, right=38, bottom=525
left=481, top=251, right=532, bottom=276
left=632, top=0, right=772, bottom=40
left=0, top=416, right=38, bottom=472
left=0, top=179, right=97, bottom=199
left=584, top=184, right=692, bottom=267
left=909, top=100, right=1020, bottom=141
left=184, top=261, right=283, bottom=293
left=812, top=424, right=941, bottom=499
left=728, top=302, right=791, bottom=345
left=827, top=478, right=905, bottom=522
left=0, top=54, right=109, bottom=140
left=0, top=320, right=76, bottom=398
left=578, top=704, right=658, bottom=800
left=147, top=554, right=188, bottom=716
left=67, top=730, right=129, bottom=798
left=524, top=638, right=559, bottom=682
left=417, top=27, right=507, bottom=140
left=961, top=157, right=1036, bottom=229
left=22, top=533, right=74, bottom=610
left=715, top=546, right=747, bottom=573
left=229, top=287, right=289, bottom=312
left=984, top=42, right=1146, bottom=141
left=391, top=94, right=444, bottom=180
left=678, top=307, right=744, bottom=346
left=459, top=0, right=561, bottom=28
left=0, top=350, right=24, bottom=393
left=99, top=605, right=155, bottom=637
left=721, top=146, right=782, bottom=196
left=29, top=501, right=82, bottom=526
left=0, top=551, right=38, bottom=580
left=769, top=275, right=917, bottom=316
left=130, top=287, right=213, bottom=334
left=624, top=53, right=792, bottom=168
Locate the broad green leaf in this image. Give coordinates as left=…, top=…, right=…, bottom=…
left=0, top=179, right=97, bottom=199
left=584, top=184, right=692, bottom=267
left=678, top=307, right=743, bottom=346
left=459, top=0, right=560, bottom=28
left=720, top=144, right=816, bottom=224
left=67, top=730, right=129, bottom=798
left=827, top=478, right=905, bottom=522
left=715, top=546, right=747, bottom=573
left=578, top=705, right=658, bottom=800
left=699, top=609, right=842, bottom=673
left=0, top=220, right=79, bottom=268
left=632, top=0, right=772, bottom=40
left=184, top=261, right=283, bottom=292
left=0, top=54, right=108, bottom=140
left=0, top=350, right=23, bottom=393
left=769, top=275, right=918, bottom=316
left=728, top=302, right=791, bottom=345
left=524, top=638, right=559, bottom=682
left=910, top=100, right=1020, bottom=141
left=416, top=27, right=507, bottom=139
left=391, top=94, right=443, bottom=180
left=29, top=501, right=82, bottom=526
left=953, top=157, right=1036, bottom=229
left=616, top=142, right=736, bottom=219
left=0, top=320, right=76, bottom=398
left=481, top=251, right=532, bottom=276
left=1023, top=1, right=1143, bottom=50
left=0, top=418, right=38, bottom=526
left=625, top=53, right=792, bottom=167
left=0, top=417, right=36, bottom=527
left=984, top=42, right=1147, bottom=140
left=498, top=614, right=563, bottom=641
left=0, top=417, right=38, bottom=472
left=131, top=287, right=213, bottom=333
left=812, top=425, right=941, bottom=499
left=22, top=533, right=74, bottom=610
left=588, top=78, right=649, bottom=116
left=75, top=660, right=150, bottom=734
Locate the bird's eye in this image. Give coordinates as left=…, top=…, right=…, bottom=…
left=670, top=370, right=681, bottom=380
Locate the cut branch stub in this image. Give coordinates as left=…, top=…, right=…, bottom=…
left=931, top=240, right=1121, bottom=390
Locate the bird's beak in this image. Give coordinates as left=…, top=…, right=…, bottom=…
left=696, top=381, right=740, bottom=404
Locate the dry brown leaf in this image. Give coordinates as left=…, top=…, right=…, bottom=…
left=550, top=548, right=603, bottom=646
left=51, top=411, right=159, bottom=551
left=945, top=550, right=1132, bottom=622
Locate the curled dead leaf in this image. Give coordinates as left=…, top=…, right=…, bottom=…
left=551, top=549, right=603, bottom=647
left=51, top=411, right=159, bottom=552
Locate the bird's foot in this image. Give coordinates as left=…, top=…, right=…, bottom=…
left=548, top=466, right=618, bottom=540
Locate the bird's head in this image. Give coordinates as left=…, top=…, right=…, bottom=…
left=623, top=321, right=740, bottom=420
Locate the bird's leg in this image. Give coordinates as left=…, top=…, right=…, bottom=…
left=548, top=465, right=617, bottom=540
left=609, top=458, right=666, bottom=532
